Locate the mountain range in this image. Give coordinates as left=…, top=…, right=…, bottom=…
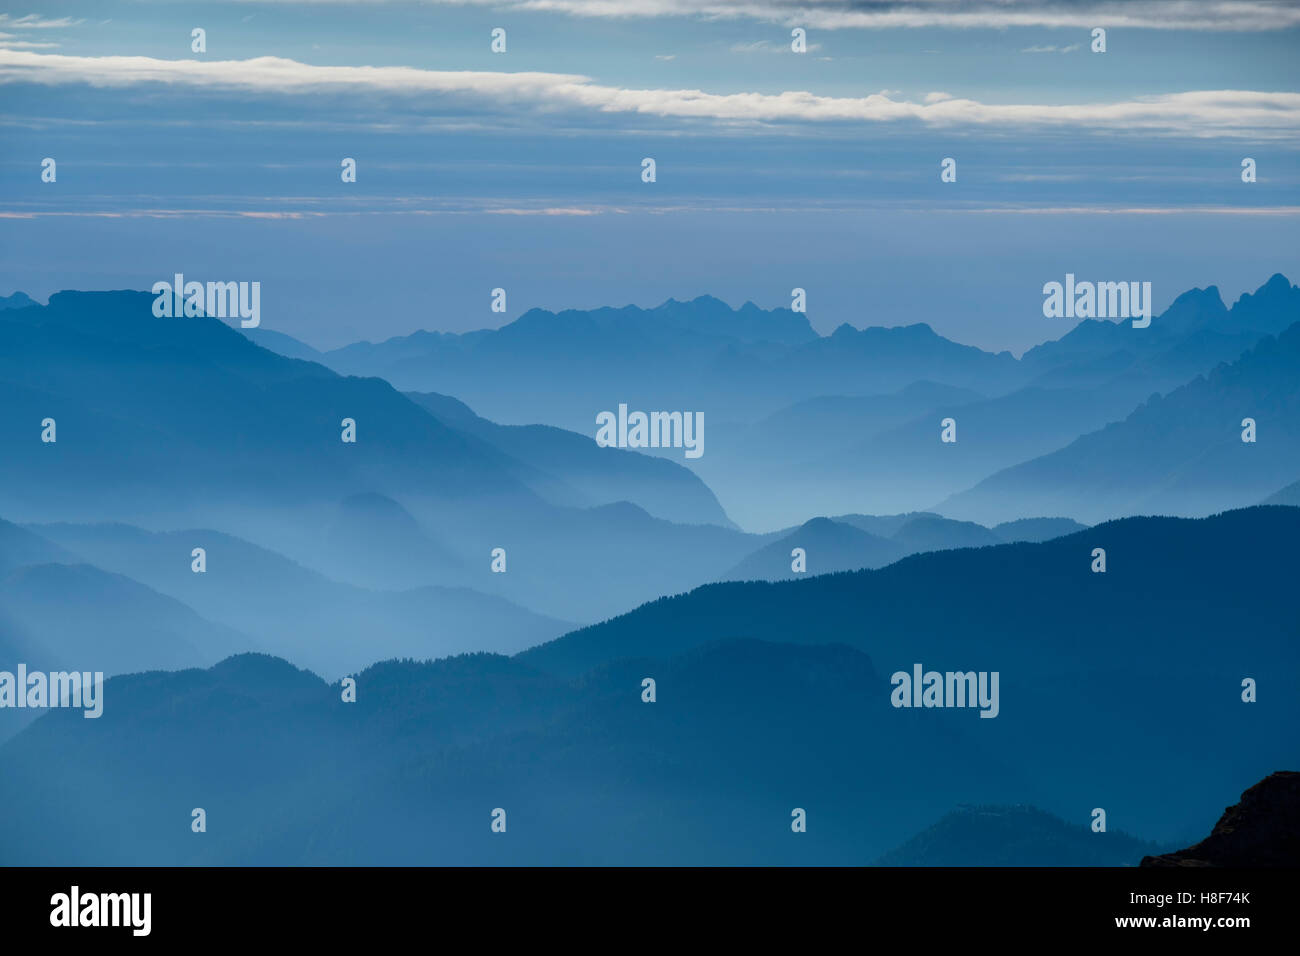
left=239, top=274, right=1300, bottom=529
left=2, top=274, right=1297, bottom=866
left=3, top=512, right=1292, bottom=863
left=875, top=805, right=1166, bottom=866
left=0, top=291, right=751, bottom=623
left=943, top=318, right=1300, bottom=524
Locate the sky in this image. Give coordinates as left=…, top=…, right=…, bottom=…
left=1, top=0, right=1298, bottom=353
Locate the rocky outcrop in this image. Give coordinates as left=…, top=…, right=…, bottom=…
left=1141, top=771, right=1300, bottom=867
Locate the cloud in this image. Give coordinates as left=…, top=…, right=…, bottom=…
left=957, top=205, right=1300, bottom=216
left=0, top=31, right=59, bottom=49
left=486, top=206, right=603, bottom=215
left=0, top=14, right=83, bottom=29
left=227, top=0, right=1300, bottom=32
left=1021, top=43, right=1081, bottom=53
left=0, top=12, right=79, bottom=47
left=1, top=50, right=1297, bottom=137
left=5, top=202, right=1299, bottom=221
left=731, top=39, right=778, bottom=53
left=731, top=38, right=821, bottom=53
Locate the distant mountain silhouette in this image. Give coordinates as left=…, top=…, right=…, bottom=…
left=1021, top=274, right=1300, bottom=396
left=241, top=326, right=325, bottom=361
left=1141, top=771, right=1300, bottom=867
left=942, top=321, right=1300, bottom=524
left=720, top=512, right=1084, bottom=582
left=992, top=517, right=1088, bottom=542
left=694, top=382, right=994, bottom=527
left=27, top=519, right=572, bottom=678
left=890, top=514, right=1001, bottom=553
left=722, top=517, right=906, bottom=580
left=0, top=518, right=249, bottom=741
left=0, top=553, right=250, bottom=744
left=524, top=506, right=1300, bottom=678
left=310, top=296, right=1018, bottom=432
left=0, top=561, right=241, bottom=674
left=5, top=270, right=1295, bottom=868
left=0, top=290, right=532, bottom=523
left=0, top=517, right=74, bottom=573
left=3, top=510, right=1294, bottom=863
left=719, top=382, right=986, bottom=466
left=0, top=291, right=37, bottom=311
left=0, top=641, right=1030, bottom=865
left=282, top=278, right=1300, bottom=429
left=463, top=499, right=756, bottom=621
left=322, top=492, right=464, bottom=589
left=405, top=390, right=732, bottom=527
left=0, top=291, right=768, bottom=623
left=520, top=507, right=1300, bottom=841
left=690, top=277, right=1295, bottom=527
left=265, top=276, right=1300, bottom=527
left=830, top=511, right=940, bottom=537
left=876, top=805, right=1164, bottom=866
left=1, top=290, right=729, bottom=534
left=737, top=384, right=1146, bottom=523
left=1260, top=477, right=1300, bottom=506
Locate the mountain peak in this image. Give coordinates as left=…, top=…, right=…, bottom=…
left=1169, top=283, right=1226, bottom=310
left=799, top=516, right=839, bottom=531
left=1142, top=771, right=1300, bottom=867
left=1234, top=271, right=1297, bottom=306
left=0, top=291, right=38, bottom=311
left=207, top=652, right=326, bottom=689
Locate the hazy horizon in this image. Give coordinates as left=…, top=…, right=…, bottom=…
left=3, top=1, right=1298, bottom=352
left=7, top=265, right=1298, bottom=358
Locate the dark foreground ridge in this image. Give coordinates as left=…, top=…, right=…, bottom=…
left=1141, top=771, right=1300, bottom=867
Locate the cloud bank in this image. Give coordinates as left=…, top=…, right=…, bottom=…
left=3, top=50, right=1297, bottom=137
left=230, top=0, right=1300, bottom=32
